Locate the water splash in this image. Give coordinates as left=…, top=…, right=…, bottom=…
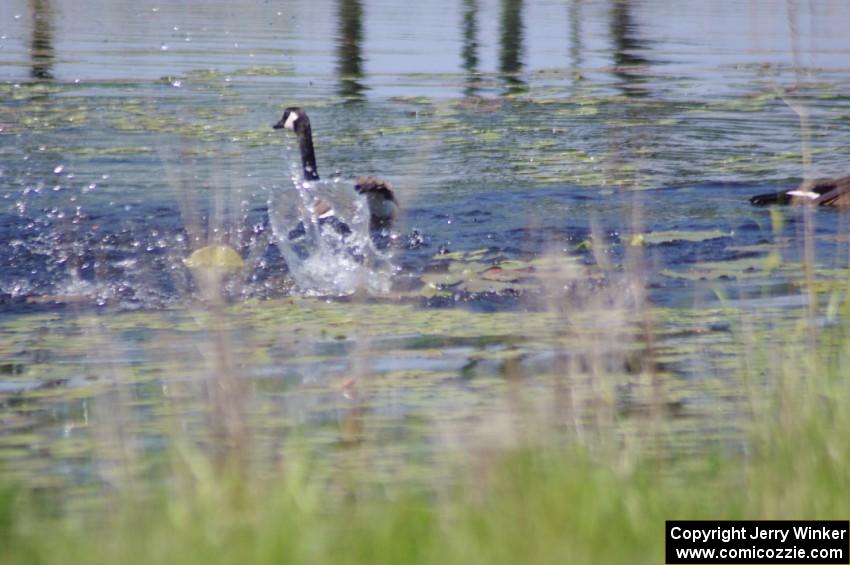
left=267, top=156, right=394, bottom=296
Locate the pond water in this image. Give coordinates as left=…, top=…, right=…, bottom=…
left=2, top=0, right=850, bottom=496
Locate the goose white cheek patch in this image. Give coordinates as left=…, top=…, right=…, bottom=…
left=284, top=112, right=299, bottom=129
left=787, top=190, right=819, bottom=200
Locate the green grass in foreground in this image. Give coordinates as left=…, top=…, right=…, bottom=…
left=2, top=360, right=848, bottom=565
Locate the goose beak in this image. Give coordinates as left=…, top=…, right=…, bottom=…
left=272, top=119, right=285, bottom=129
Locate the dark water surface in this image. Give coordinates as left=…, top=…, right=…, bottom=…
left=2, top=0, right=850, bottom=495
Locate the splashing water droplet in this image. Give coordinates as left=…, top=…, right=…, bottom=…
left=53, top=165, right=64, bottom=174
left=268, top=164, right=395, bottom=296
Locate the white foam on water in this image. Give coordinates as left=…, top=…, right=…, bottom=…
left=267, top=156, right=394, bottom=296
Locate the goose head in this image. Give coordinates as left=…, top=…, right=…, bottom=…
left=273, top=107, right=309, bottom=132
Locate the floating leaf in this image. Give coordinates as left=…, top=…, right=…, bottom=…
left=185, top=245, right=244, bottom=272
left=634, top=230, right=732, bottom=246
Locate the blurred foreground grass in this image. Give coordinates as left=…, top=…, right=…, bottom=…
left=1, top=310, right=848, bottom=565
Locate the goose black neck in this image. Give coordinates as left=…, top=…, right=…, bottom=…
left=296, top=124, right=320, bottom=181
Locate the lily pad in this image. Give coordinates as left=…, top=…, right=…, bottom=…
left=660, top=257, right=770, bottom=281
left=632, top=230, right=732, bottom=246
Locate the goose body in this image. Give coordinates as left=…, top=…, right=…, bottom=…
left=273, top=107, right=398, bottom=230
left=750, top=177, right=850, bottom=208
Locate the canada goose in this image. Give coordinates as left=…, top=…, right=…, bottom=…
left=273, top=107, right=398, bottom=230
left=750, top=177, right=850, bottom=207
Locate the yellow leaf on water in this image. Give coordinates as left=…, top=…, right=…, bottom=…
left=185, top=245, right=244, bottom=272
